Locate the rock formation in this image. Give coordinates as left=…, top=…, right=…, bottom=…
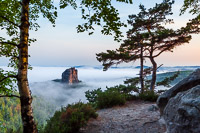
left=163, top=85, right=200, bottom=133
left=62, top=67, right=79, bottom=84
left=157, top=69, right=200, bottom=132
left=157, top=69, right=200, bottom=115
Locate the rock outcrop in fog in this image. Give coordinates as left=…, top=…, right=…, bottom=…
left=62, top=67, right=79, bottom=84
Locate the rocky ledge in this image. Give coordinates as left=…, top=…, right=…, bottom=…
left=80, top=101, right=166, bottom=133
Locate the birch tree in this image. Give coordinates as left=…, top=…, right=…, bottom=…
left=0, top=0, right=133, bottom=132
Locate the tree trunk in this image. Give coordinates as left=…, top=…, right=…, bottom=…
left=18, top=0, right=37, bottom=132
left=140, top=46, right=144, bottom=93
left=149, top=57, right=157, bottom=91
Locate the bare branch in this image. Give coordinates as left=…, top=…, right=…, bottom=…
left=0, top=94, right=20, bottom=98
left=0, top=75, right=17, bottom=83
left=157, top=64, right=163, bottom=70
left=153, top=47, right=170, bottom=58
left=143, top=56, right=150, bottom=58
left=0, top=15, right=20, bottom=27
left=143, top=47, right=151, bottom=53
left=0, top=41, right=19, bottom=47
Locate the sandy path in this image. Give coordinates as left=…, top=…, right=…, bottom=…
left=80, top=100, right=166, bottom=133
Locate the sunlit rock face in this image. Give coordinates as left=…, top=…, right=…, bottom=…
left=62, top=67, right=79, bottom=84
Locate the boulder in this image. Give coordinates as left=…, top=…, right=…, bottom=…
left=157, top=69, right=200, bottom=115
left=62, top=67, right=79, bottom=84
left=148, top=105, right=159, bottom=112
left=163, top=85, right=200, bottom=133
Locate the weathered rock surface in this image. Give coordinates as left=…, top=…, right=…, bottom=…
left=163, top=85, right=200, bottom=133
left=157, top=69, right=200, bottom=115
left=62, top=67, right=79, bottom=84
left=80, top=101, right=166, bottom=133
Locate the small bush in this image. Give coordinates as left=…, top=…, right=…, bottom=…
left=124, top=94, right=138, bottom=101
left=85, top=86, right=128, bottom=109
left=85, top=88, right=102, bottom=105
left=85, top=85, right=160, bottom=109
left=106, top=84, right=138, bottom=94
left=96, top=90, right=126, bottom=109
left=138, top=91, right=159, bottom=102
left=43, top=102, right=97, bottom=133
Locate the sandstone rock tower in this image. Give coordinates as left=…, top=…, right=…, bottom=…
left=62, top=67, right=79, bottom=84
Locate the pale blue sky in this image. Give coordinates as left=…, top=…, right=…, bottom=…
left=0, top=0, right=199, bottom=67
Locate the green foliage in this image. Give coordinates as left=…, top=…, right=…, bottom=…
left=181, top=0, right=200, bottom=15
left=0, top=0, right=134, bottom=131
left=32, top=96, right=57, bottom=129
left=124, top=75, right=150, bottom=93
left=96, top=0, right=182, bottom=71
left=0, top=96, right=56, bottom=133
left=156, top=70, right=193, bottom=86
left=0, top=97, right=22, bottom=133
left=0, top=68, right=17, bottom=96
left=96, top=90, right=126, bottom=109
left=123, top=70, right=181, bottom=92
left=180, top=0, right=200, bottom=30
left=156, top=71, right=180, bottom=87
left=0, top=0, right=134, bottom=115
left=60, top=0, right=133, bottom=41
left=107, top=84, right=138, bottom=94
left=85, top=84, right=159, bottom=108
left=138, top=91, right=159, bottom=102
left=85, top=70, right=186, bottom=107
left=44, top=102, right=97, bottom=133
left=0, top=0, right=58, bottom=106
left=85, top=88, right=102, bottom=105
left=0, top=0, right=58, bottom=67
left=85, top=85, right=137, bottom=109
left=124, top=77, right=140, bottom=86
left=96, top=0, right=199, bottom=91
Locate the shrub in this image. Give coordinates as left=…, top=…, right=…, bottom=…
left=85, top=86, right=129, bottom=109
left=138, top=91, right=159, bottom=102
left=85, top=88, right=102, bottom=105
left=85, top=84, right=160, bottom=109
left=43, top=102, right=97, bottom=133
left=96, top=90, right=126, bottom=109
left=106, top=84, right=138, bottom=94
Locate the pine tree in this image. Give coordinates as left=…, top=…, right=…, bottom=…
left=97, top=0, right=197, bottom=91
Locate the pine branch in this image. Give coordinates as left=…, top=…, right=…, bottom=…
left=0, top=15, right=20, bottom=27
left=0, top=75, right=18, bottom=83
left=0, top=94, right=20, bottom=98
left=0, top=41, right=19, bottom=47
left=153, top=47, right=171, bottom=58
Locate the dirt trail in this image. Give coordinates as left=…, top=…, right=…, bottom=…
left=80, top=100, right=166, bottom=133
